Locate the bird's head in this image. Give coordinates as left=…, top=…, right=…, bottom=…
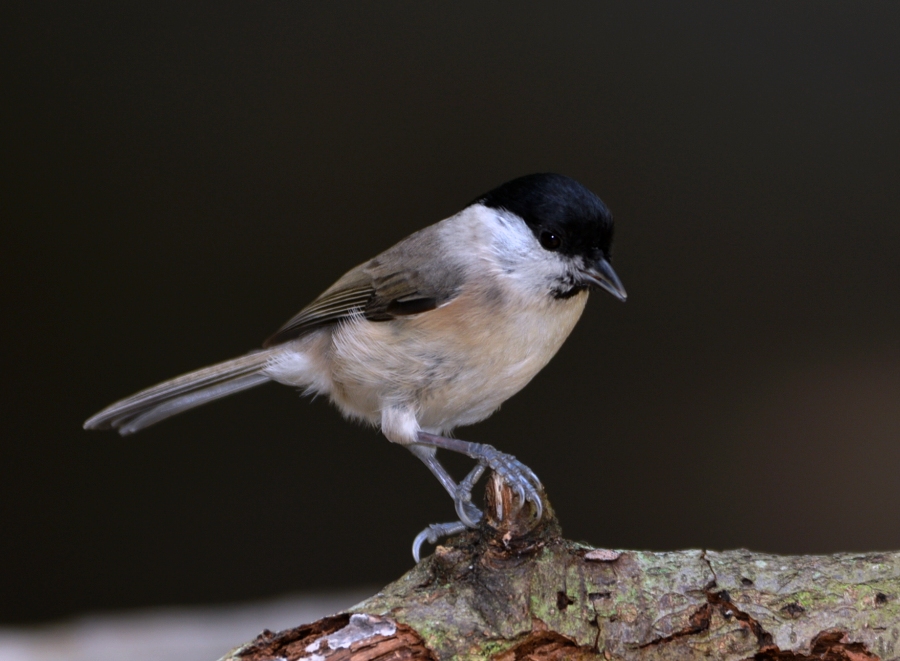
left=477, top=173, right=627, bottom=301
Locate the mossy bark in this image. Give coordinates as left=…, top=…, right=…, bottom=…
left=222, top=476, right=900, bottom=661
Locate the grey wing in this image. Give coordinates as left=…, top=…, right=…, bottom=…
left=263, top=233, right=467, bottom=348
left=263, top=273, right=375, bottom=347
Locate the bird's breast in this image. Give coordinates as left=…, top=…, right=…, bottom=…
left=327, top=285, right=589, bottom=430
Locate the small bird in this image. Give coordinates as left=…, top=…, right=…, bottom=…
left=84, top=173, right=627, bottom=560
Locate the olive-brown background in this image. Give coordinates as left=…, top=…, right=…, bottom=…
left=3, top=2, right=899, bottom=623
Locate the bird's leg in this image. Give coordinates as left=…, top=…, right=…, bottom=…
left=407, top=444, right=483, bottom=526
left=407, top=444, right=482, bottom=561
left=407, top=445, right=493, bottom=561
left=415, top=431, right=544, bottom=523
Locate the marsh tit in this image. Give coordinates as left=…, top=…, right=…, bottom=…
left=84, top=173, right=627, bottom=560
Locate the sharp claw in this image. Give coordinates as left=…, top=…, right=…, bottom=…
left=476, top=448, right=543, bottom=522
left=412, top=530, right=429, bottom=562
left=412, top=521, right=468, bottom=562
left=454, top=463, right=487, bottom=527
left=456, top=499, right=482, bottom=527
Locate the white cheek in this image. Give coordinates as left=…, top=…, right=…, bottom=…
left=459, top=208, right=571, bottom=294
left=524, top=251, right=571, bottom=289
left=489, top=216, right=534, bottom=258
left=494, top=233, right=570, bottom=295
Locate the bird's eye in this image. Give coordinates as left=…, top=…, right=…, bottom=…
left=539, top=231, right=561, bottom=251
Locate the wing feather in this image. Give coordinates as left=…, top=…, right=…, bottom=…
left=264, top=226, right=467, bottom=347
left=263, top=283, right=374, bottom=347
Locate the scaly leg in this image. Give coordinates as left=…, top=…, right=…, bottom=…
left=415, top=431, right=544, bottom=524
left=407, top=444, right=483, bottom=526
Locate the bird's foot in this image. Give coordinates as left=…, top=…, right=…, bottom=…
left=415, top=432, right=545, bottom=526
left=453, top=463, right=485, bottom=527
left=412, top=521, right=468, bottom=563
left=468, top=443, right=544, bottom=523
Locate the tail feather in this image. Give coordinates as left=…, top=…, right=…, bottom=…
left=84, top=350, right=276, bottom=435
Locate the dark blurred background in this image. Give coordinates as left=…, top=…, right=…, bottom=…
left=3, top=2, right=899, bottom=624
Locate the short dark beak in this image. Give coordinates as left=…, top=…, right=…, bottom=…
left=579, top=258, right=627, bottom=301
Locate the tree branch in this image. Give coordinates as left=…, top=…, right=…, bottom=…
left=221, top=475, right=900, bottom=660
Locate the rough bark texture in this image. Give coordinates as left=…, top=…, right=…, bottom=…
left=221, top=476, right=900, bottom=661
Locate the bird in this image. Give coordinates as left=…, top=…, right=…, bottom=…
left=84, top=173, right=627, bottom=560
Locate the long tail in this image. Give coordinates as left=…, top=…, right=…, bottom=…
left=84, top=350, right=277, bottom=435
